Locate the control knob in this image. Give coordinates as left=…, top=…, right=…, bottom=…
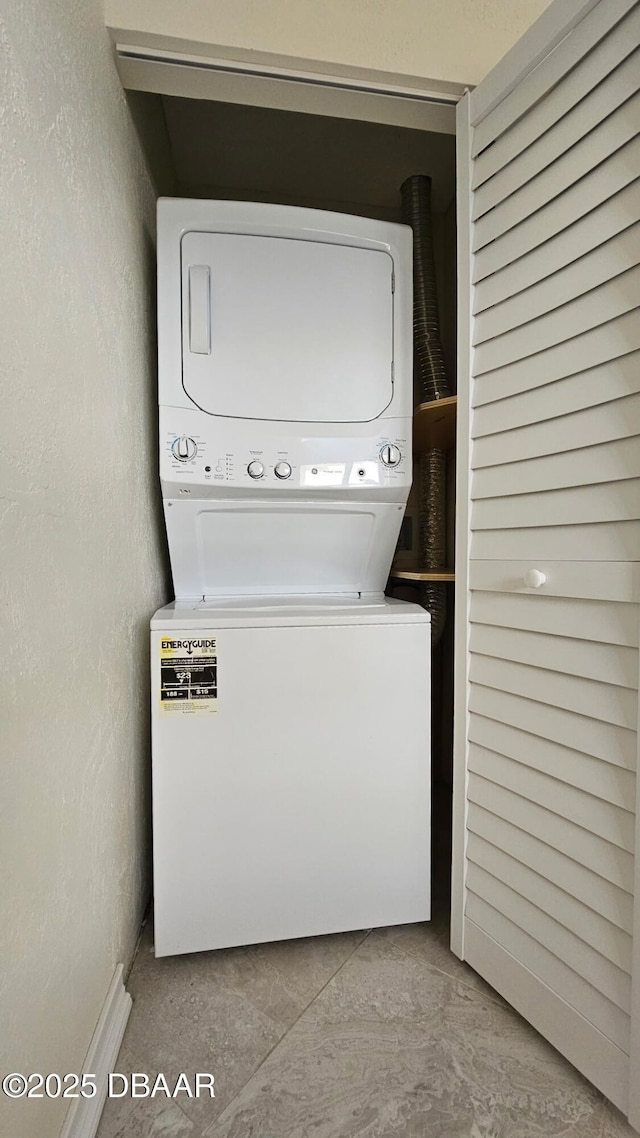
left=171, top=436, right=198, bottom=462
left=274, top=461, right=292, bottom=480
left=247, top=460, right=265, bottom=479
left=380, top=444, right=402, bottom=467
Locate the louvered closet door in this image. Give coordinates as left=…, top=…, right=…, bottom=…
left=454, top=0, right=640, bottom=1123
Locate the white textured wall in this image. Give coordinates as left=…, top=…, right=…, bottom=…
left=106, top=0, right=554, bottom=86
left=0, top=2, right=167, bottom=1136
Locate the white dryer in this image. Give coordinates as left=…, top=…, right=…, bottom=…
left=151, top=200, right=431, bottom=956
left=157, top=198, right=413, bottom=598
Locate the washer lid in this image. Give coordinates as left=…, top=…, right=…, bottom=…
left=181, top=231, right=394, bottom=423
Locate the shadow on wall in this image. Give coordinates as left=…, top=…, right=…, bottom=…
left=126, top=91, right=179, bottom=197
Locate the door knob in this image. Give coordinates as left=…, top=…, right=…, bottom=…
left=523, top=569, right=546, bottom=589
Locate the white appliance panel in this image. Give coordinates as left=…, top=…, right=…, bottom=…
left=164, top=498, right=405, bottom=597
left=157, top=199, right=413, bottom=422
left=151, top=607, right=431, bottom=957
left=159, top=406, right=411, bottom=498
left=180, top=231, right=394, bottom=423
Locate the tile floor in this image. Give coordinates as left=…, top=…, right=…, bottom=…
left=96, top=907, right=637, bottom=1138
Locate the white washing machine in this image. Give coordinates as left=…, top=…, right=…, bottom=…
left=151, top=199, right=431, bottom=956
left=151, top=597, right=430, bottom=957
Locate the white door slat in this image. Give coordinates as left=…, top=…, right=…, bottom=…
left=470, top=591, right=638, bottom=646
left=468, top=833, right=632, bottom=971
left=473, top=183, right=640, bottom=313
left=468, top=687, right=637, bottom=770
left=472, top=351, right=640, bottom=435
left=472, top=478, right=640, bottom=531
left=474, top=224, right=640, bottom=344
left=468, top=805, right=634, bottom=932
left=472, top=314, right=640, bottom=407
left=473, top=91, right=640, bottom=253
left=469, top=561, right=640, bottom=605
left=471, top=521, right=640, bottom=562
left=473, top=136, right=640, bottom=283
left=473, top=50, right=640, bottom=221
left=463, top=924, right=631, bottom=1114
left=470, top=655, right=637, bottom=730
left=472, top=437, right=640, bottom=501
left=461, top=7, right=640, bottom=1109
left=472, top=392, right=640, bottom=467
left=470, top=623, right=638, bottom=689
left=469, top=719, right=635, bottom=808
left=472, top=5, right=640, bottom=188
left=474, top=264, right=640, bottom=374
left=466, top=895, right=630, bottom=1052
left=467, top=863, right=632, bottom=1012
left=468, top=776, right=635, bottom=893
left=469, top=744, right=636, bottom=848
left=470, top=0, right=603, bottom=128
left=471, top=0, right=637, bottom=157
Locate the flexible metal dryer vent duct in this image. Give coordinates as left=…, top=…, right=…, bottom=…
left=401, top=174, right=452, bottom=646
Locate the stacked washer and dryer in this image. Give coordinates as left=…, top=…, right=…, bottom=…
left=151, top=198, right=431, bottom=957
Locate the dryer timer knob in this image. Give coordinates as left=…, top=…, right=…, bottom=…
left=171, top=436, right=197, bottom=462
left=380, top=444, right=402, bottom=467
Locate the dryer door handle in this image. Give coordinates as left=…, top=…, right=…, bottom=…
left=188, top=264, right=211, bottom=355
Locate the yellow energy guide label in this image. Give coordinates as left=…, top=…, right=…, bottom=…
left=159, top=637, right=217, bottom=713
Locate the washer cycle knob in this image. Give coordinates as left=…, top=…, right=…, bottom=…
left=171, top=436, right=197, bottom=462
left=380, top=444, right=402, bottom=467
left=247, top=460, right=265, bottom=479
left=274, top=461, right=292, bottom=480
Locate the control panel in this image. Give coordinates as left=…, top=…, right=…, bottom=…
left=160, top=414, right=411, bottom=496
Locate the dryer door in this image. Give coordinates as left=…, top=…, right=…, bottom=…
left=180, top=232, right=394, bottom=423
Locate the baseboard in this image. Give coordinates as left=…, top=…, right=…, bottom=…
left=59, top=964, right=132, bottom=1138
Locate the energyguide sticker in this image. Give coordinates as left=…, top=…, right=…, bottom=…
left=160, top=637, right=217, bottom=713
